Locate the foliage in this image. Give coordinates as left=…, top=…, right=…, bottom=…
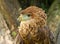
left=47, top=0, right=60, bottom=43
left=18, top=0, right=54, bottom=12
left=11, top=31, right=17, bottom=38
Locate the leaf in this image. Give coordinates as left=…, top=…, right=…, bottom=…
left=11, top=31, right=17, bottom=37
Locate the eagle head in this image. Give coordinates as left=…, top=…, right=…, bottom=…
left=17, top=6, right=50, bottom=44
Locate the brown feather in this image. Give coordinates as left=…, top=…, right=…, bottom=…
left=18, top=6, right=53, bottom=44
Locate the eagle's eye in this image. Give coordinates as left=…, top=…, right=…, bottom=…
left=27, top=14, right=31, bottom=17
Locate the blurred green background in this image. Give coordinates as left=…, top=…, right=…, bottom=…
left=18, top=0, right=54, bottom=12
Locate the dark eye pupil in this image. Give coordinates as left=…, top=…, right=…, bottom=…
left=28, top=14, right=30, bottom=17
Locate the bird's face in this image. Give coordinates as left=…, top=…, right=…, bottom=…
left=17, top=13, right=32, bottom=22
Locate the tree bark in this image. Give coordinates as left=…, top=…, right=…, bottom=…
left=47, top=0, right=60, bottom=44
left=0, top=0, right=20, bottom=31
left=0, top=12, right=14, bottom=44
left=0, top=0, right=21, bottom=44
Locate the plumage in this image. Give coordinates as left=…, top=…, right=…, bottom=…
left=18, top=6, right=54, bottom=44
